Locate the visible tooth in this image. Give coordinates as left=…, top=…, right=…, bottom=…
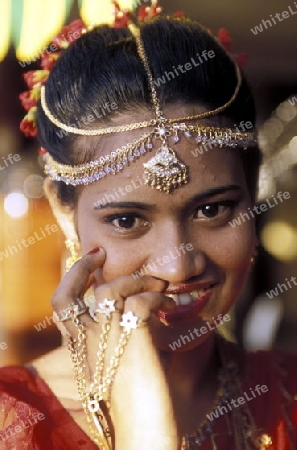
left=167, top=290, right=208, bottom=306
left=171, top=294, right=180, bottom=305
left=173, top=294, right=180, bottom=305
left=178, top=293, right=192, bottom=305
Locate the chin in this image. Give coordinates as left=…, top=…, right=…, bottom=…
left=149, top=314, right=220, bottom=353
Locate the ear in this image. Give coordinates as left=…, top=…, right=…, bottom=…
left=43, top=177, right=79, bottom=242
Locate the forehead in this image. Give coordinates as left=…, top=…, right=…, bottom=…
left=79, top=137, right=248, bottom=209
left=72, top=103, right=234, bottom=163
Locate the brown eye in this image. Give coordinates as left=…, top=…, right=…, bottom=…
left=194, top=201, right=237, bottom=220
left=200, top=204, right=220, bottom=218
left=105, top=213, right=149, bottom=231
left=113, top=216, right=139, bottom=229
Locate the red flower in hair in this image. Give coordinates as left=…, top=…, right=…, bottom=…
left=138, top=4, right=162, bottom=21
left=23, top=71, right=37, bottom=89
left=51, top=19, right=86, bottom=50
left=217, top=28, right=232, bottom=52
left=114, top=11, right=131, bottom=28
left=137, top=6, right=148, bottom=21
left=20, top=108, right=38, bottom=137
left=20, top=119, right=37, bottom=137
left=40, top=52, right=60, bottom=70
left=172, top=11, right=186, bottom=18
left=68, top=19, right=86, bottom=35
left=112, top=2, right=131, bottom=28
left=38, top=147, right=48, bottom=157
left=23, top=70, right=49, bottom=89
left=19, top=86, right=42, bottom=111
left=19, top=92, right=37, bottom=111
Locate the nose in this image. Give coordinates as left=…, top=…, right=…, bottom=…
left=144, top=228, right=206, bottom=284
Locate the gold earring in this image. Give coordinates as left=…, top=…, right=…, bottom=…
left=65, top=239, right=81, bottom=271
left=250, top=247, right=259, bottom=268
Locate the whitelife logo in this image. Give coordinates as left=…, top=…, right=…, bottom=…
left=228, top=191, right=290, bottom=228
left=169, top=314, right=231, bottom=350
left=250, top=2, right=297, bottom=35
left=0, top=153, right=21, bottom=170
left=266, top=276, right=297, bottom=299
left=153, top=50, right=215, bottom=87
left=0, top=412, right=45, bottom=443
left=94, top=175, right=147, bottom=209
left=206, top=384, right=268, bottom=421
left=34, top=298, right=86, bottom=332
left=288, top=95, right=297, bottom=106
left=56, top=102, right=118, bottom=139
left=132, top=243, right=194, bottom=280
left=0, top=224, right=59, bottom=261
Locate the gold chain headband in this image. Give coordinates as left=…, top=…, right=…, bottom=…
left=41, top=23, right=258, bottom=192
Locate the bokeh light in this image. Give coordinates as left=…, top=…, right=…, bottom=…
left=4, top=192, right=29, bottom=218
left=261, top=221, right=297, bottom=261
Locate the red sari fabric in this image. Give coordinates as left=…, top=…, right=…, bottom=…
left=0, top=367, right=97, bottom=449
left=0, top=345, right=296, bottom=449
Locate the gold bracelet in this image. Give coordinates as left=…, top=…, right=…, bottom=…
left=67, top=311, right=111, bottom=448
left=67, top=305, right=147, bottom=449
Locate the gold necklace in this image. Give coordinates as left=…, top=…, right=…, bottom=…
left=181, top=336, right=273, bottom=450
left=181, top=366, right=228, bottom=449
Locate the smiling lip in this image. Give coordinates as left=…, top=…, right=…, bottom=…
left=164, top=281, right=216, bottom=295
left=155, top=287, right=215, bottom=323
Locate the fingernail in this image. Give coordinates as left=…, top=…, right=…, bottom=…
left=88, top=247, right=101, bottom=255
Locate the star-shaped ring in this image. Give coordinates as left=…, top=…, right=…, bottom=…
left=89, top=298, right=116, bottom=321
left=119, top=311, right=147, bottom=332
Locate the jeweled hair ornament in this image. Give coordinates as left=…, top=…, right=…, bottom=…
left=40, top=23, right=257, bottom=193
left=19, top=1, right=258, bottom=192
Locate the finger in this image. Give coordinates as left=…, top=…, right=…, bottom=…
left=123, top=292, right=176, bottom=321
left=89, top=276, right=168, bottom=336
left=90, top=292, right=174, bottom=343
left=89, top=292, right=175, bottom=378
left=52, top=312, right=72, bottom=338
left=52, top=249, right=106, bottom=338
left=51, top=248, right=105, bottom=314
left=93, top=275, right=167, bottom=309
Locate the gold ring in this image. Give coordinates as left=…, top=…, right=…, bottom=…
left=54, top=299, right=87, bottom=322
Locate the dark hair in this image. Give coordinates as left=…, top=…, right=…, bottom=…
left=37, top=16, right=262, bottom=207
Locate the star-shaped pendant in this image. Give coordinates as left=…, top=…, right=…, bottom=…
left=119, top=311, right=139, bottom=332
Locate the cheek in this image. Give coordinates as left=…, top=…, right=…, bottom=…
left=205, top=220, right=255, bottom=270
left=200, top=221, right=255, bottom=319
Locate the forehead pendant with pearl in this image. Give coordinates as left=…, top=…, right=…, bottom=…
left=143, top=125, right=188, bottom=194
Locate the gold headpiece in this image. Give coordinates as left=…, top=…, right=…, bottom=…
left=40, top=23, right=257, bottom=193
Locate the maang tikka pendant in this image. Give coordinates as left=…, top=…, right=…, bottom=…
left=143, top=144, right=188, bottom=193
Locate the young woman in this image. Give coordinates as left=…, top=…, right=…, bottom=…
left=1, top=5, right=296, bottom=450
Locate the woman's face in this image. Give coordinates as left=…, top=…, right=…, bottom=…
left=75, top=122, right=257, bottom=351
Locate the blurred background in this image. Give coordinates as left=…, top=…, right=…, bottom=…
left=0, top=0, right=296, bottom=366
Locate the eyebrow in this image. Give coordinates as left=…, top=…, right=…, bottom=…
left=187, top=184, right=241, bottom=205
left=93, top=184, right=241, bottom=211
left=94, top=201, right=155, bottom=211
